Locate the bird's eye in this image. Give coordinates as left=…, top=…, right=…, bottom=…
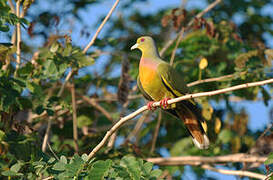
left=140, top=38, right=145, bottom=42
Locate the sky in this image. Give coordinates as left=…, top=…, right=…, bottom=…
left=1, top=0, right=272, bottom=179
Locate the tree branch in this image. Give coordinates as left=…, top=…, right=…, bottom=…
left=14, top=0, right=21, bottom=77
left=87, top=78, right=273, bottom=160
left=201, top=164, right=266, bottom=180
left=58, top=0, right=120, bottom=104
left=146, top=153, right=267, bottom=166
left=71, top=83, right=79, bottom=153
left=81, top=95, right=113, bottom=122
left=83, top=0, right=120, bottom=53
left=170, top=27, right=184, bottom=66
left=160, top=0, right=222, bottom=56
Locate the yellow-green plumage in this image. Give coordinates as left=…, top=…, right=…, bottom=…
left=131, top=36, right=209, bottom=149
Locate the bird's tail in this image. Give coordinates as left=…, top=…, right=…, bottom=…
left=175, top=101, right=209, bottom=149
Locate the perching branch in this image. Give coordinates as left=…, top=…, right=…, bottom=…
left=160, top=0, right=222, bottom=56
left=87, top=78, right=273, bottom=160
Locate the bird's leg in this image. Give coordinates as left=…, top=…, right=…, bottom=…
left=147, top=101, right=157, bottom=110
left=160, top=98, right=171, bottom=109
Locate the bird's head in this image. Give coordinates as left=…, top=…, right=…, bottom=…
left=130, top=36, right=156, bottom=52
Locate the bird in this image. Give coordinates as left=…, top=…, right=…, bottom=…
left=131, top=36, right=209, bottom=149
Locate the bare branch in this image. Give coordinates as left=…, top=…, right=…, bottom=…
left=83, top=0, right=120, bottom=53
left=187, top=72, right=246, bottom=87
left=201, top=164, right=266, bottom=180
left=170, top=27, right=184, bottom=66
left=146, top=153, right=267, bottom=166
left=160, top=0, right=222, bottom=56
left=71, top=83, right=79, bottom=153
left=8, top=0, right=15, bottom=13
left=87, top=78, right=273, bottom=160
left=57, top=70, right=74, bottom=97
left=42, top=117, right=52, bottom=152
left=14, top=0, right=21, bottom=77
left=81, top=95, right=113, bottom=122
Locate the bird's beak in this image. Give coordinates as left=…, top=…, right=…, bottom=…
left=130, top=43, right=139, bottom=50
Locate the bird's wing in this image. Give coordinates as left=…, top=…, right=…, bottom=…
left=157, top=62, right=189, bottom=97
left=137, top=76, right=154, bottom=101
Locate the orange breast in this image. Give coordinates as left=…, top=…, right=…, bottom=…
left=139, top=58, right=173, bottom=101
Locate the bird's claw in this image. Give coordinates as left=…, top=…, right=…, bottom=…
left=160, top=98, right=171, bottom=109
left=147, top=101, right=156, bottom=110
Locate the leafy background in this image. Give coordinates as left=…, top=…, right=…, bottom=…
left=0, top=0, right=273, bottom=179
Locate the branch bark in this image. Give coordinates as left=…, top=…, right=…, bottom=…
left=71, top=83, right=79, bottom=153
left=83, top=0, right=120, bottom=53
left=201, top=164, right=266, bottom=180
left=87, top=78, right=273, bottom=160
left=146, top=153, right=267, bottom=166
left=15, top=0, right=21, bottom=77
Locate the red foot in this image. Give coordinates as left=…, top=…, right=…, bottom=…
left=147, top=101, right=156, bottom=110
left=160, top=98, right=171, bottom=109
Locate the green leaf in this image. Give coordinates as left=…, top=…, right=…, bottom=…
left=150, top=169, right=162, bottom=178
left=81, top=153, right=89, bottom=162
left=120, top=155, right=141, bottom=180
left=1, top=170, right=23, bottom=176
left=64, top=154, right=85, bottom=176
left=77, top=115, right=93, bottom=128
left=218, top=129, right=234, bottom=144
left=52, top=156, right=67, bottom=171
left=88, top=160, right=112, bottom=180
left=10, top=162, right=22, bottom=172
left=44, top=59, right=57, bottom=77
left=265, top=153, right=273, bottom=165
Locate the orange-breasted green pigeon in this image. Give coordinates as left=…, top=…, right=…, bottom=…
left=131, top=36, right=209, bottom=149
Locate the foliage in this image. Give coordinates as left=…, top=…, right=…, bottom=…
left=0, top=0, right=272, bottom=179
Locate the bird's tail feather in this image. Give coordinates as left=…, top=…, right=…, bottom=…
left=175, top=102, right=210, bottom=149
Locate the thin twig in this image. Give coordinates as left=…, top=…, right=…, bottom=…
left=47, top=141, right=59, bottom=160
left=170, top=27, right=184, bottom=66
left=150, top=110, right=162, bottom=154
left=83, top=0, right=120, bottom=53
left=71, top=83, right=79, bottom=153
left=57, top=70, right=74, bottom=97
left=125, top=111, right=150, bottom=143
left=42, top=117, right=52, bottom=152
left=187, top=72, right=246, bottom=87
left=265, top=172, right=273, bottom=180
left=160, top=0, right=222, bottom=56
left=8, top=0, right=15, bottom=13
left=15, top=0, right=21, bottom=77
left=201, top=164, right=266, bottom=180
left=81, top=95, right=113, bottom=122
left=56, top=0, right=121, bottom=105
left=87, top=78, right=273, bottom=160
left=42, top=176, right=54, bottom=180
left=146, top=153, right=267, bottom=165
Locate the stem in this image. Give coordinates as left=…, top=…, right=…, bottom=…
left=71, top=83, right=79, bottom=153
